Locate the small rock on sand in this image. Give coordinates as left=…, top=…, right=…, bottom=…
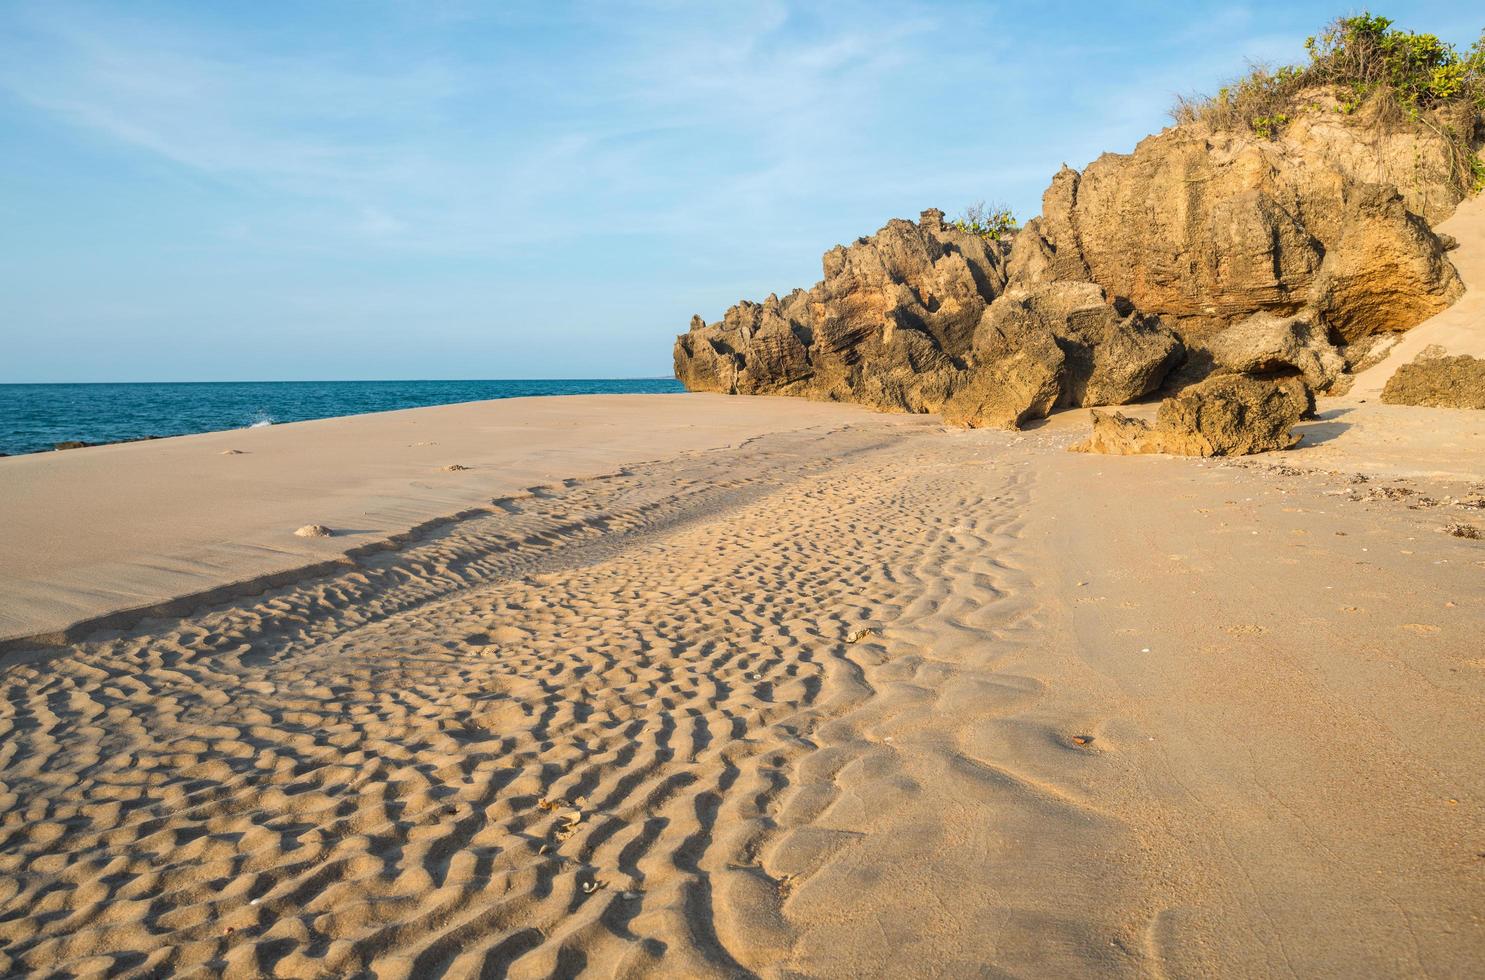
left=294, top=524, right=333, bottom=538
left=443, top=464, right=471, bottom=472
left=220, top=449, right=245, bottom=455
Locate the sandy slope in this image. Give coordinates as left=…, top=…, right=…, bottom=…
left=0, top=394, right=891, bottom=646
left=1347, top=190, right=1485, bottom=400
left=0, top=405, right=1481, bottom=978
left=1035, top=441, right=1485, bottom=976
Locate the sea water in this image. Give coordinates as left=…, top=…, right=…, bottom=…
left=0, top=379, right=684, bottom=457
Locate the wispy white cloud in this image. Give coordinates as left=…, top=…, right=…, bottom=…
left=7, top=0, right=1473, bottom=381
left=0, top=0, right=976, bottom=255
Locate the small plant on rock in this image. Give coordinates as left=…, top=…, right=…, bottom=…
left=1250, top=112, right=1292, bottom=139
left=951, top=201, right=1018, bottom=241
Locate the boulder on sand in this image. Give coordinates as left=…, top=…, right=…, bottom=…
left=1206, top=311, right=1346, bottom=391
left=1073, top=373, right=1312, bottom=457
left=1381, top=349, right=1485, bottom=409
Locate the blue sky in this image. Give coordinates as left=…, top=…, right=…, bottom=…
left=1, top=2, right=1478, bottom=382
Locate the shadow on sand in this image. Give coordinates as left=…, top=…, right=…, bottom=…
left=1293, top=406, right=1353, bottom=448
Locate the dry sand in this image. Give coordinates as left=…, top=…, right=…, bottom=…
left=0, top=393, right=1482, bottom=977
left=0, top=394, right=892, bottom=646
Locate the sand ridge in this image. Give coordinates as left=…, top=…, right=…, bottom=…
left=0, top=393, right=896, bottom=646
left=3, top=421, right=1148, bottom=976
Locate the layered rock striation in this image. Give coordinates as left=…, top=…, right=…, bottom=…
left=674, top=209, right=1007, bottom=415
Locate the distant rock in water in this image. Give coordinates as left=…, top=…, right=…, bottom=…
left=54, top=435, right=162, bottom=451
left=674, top=83, right=1476, bottom=448
left=1381, top=348, right=1485, bottom=409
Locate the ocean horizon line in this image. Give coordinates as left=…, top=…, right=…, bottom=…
left=0, top=377, right=686, bottom=457
left=1, top=375, right=678, bottom=387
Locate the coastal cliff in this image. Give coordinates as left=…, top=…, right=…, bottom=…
left=674, top=16, right=1483, bottom=450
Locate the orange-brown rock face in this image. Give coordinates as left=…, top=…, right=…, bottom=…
left=1073, top=374, right=1313, bottom=457
left=943, top=282, right=1182, bottom=429
left=675, top=88, right=1477, bottom=437
left=675, top=209, right=1011, bottom=415
left=1012, top=95, right=1468, bottom=343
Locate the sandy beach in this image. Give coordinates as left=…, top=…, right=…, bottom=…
left=8, top=4, right=1485, bottom=976
left=0, top=394, right=885, bottom=647
left=1, top=392, right=1481, bottom=977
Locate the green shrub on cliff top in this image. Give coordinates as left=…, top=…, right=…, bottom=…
left=1171, top=13, right=1484, bottom=189
left=951, top=201, right=1017, bottom=241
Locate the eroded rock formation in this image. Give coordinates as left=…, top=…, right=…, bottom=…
left=674, top=86, right=1478, bottom=445
left=1011, top=100, right=1465, bottom=344
left=674, top=209, right=1007, bottom=415
left=1381, top=348, right=1485, bottom=409
left=676, top=214, right=1185, bottom=428
left=942, top=282, right=1182, bottom=428
left=1073, top=374, right=1312, bottom=457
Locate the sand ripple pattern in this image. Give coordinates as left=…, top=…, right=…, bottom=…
left=0, top=424, right=1126, bottom=977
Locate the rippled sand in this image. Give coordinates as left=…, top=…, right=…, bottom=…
left=1, top=412, right=1482, bottom=977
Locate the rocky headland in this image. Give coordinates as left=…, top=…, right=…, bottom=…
left=675, top=17, right=1484, bottom=455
